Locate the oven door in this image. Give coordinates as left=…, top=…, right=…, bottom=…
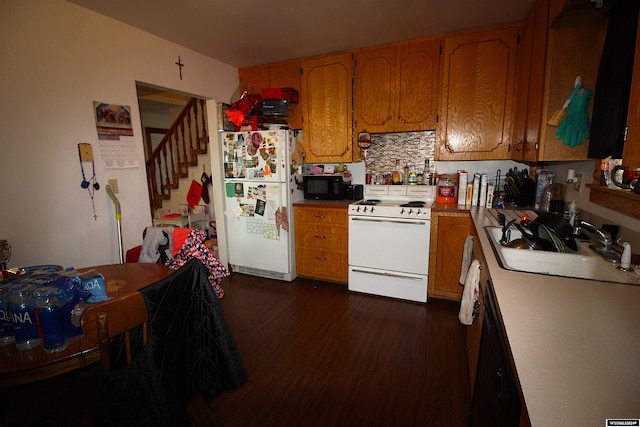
left=348, top=215, right=430, bottom=275
left=348, top=215, right=430, bottom=303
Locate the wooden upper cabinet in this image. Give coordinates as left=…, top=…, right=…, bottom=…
left=354, top=45, right=396, bottom=133
left=301, top=52, right=353, bottom=163
left=511, top=2, right=607, bottom=162
left=354, top=39, right=440, bottom=134
left=238, top=59, right=302, bottom=129
left=396, top=40, right=440, bottom=132
left=238, top=65, right=270, bottom=95
left=548, top=0, right=571, bottom=26
left=437, top=26, right=519, bottom=160
left=623, top=8, right=640, bottom=167
left=267, top=60, right=302, bottom=130
left=511, top=0, right=548, bottom=162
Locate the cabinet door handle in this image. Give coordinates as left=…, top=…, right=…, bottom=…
left=495, top=368, right=505, bottom=398
left=314, top=235, right=327, bottom=239
left=314, top=256, right=327, bottom=261
left=444, top=142, right=455, bottom=153
left=515, top=139, right=524, bottom=152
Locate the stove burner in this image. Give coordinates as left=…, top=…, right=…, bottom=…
left=360, top=199, right=380, bottom=205
left=400, top=201, right=426, bottom=207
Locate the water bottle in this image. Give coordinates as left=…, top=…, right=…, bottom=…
left=9, top=285, right=41, bottom=350
left=53, top=274, right=87, bottom=338
left=0, top=284, right=15, bottom=346
left=539, top=173, right=555, bottom=212
left=33, top=286, right=68, bottom=353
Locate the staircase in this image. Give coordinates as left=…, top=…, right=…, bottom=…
left=146, top=98, right=209, bottom=211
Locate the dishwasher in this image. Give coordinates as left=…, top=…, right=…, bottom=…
left=471, top=280, right=521, bottom=426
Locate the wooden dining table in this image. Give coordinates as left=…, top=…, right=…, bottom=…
left=0, top=263, right=173, bottom=388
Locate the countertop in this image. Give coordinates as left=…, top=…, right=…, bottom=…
left=469, top=207, right=640, bottom=425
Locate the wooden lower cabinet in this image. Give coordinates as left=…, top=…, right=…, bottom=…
left=428, top=211, right=472, bottom=300
left=294, top=205, right=348, bottom=283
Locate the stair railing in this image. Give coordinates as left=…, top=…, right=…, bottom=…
left=146, top=98, right=209, bottom=211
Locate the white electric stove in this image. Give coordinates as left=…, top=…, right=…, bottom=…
left=347, top=185, right=436, bottom=303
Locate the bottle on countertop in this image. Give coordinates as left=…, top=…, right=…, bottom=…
left=436, top=176, right=457, bottom=204
left=422, top=159, right=433, bottom=185
left=567, top=200, right=578, bottom=226
left=408, top=164, right=418, bottom=185
left=539, top=173, right=555, bottom=212
left=403, top=163, right=410, bottom=185
left=392, top=159, right=402, bottom=184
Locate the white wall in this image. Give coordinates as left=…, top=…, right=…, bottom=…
left=0, top=0, right=237, bottom=269
left=545, top=161, right=640, bottom=248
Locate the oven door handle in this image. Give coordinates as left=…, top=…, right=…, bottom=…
left=349, top=217, right=428, bottom=226
left=351, top=269, right=424, bottom=281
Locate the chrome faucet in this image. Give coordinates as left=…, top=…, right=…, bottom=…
left=574, top=220, right=621, bottom=263
left=575, top=220, right=613, bottom=250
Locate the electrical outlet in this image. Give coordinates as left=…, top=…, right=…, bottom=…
left=573, top=174, right=582, bottom=192
left=108, top=179, right=119, bottom=193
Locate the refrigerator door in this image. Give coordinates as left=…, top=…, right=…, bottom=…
left=223, top=180, right=295, bottom=280
left=221, top=130, right=289, bottom=182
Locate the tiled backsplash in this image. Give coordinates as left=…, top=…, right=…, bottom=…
left=365, top=131, right=435, bottom=180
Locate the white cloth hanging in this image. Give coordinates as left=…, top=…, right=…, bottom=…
left=459, top=259, right=481, bottom=326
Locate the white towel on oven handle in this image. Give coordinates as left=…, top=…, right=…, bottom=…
left=459, top=259, right=481, bottom=326
left=458, top=235, right=474, bottom=285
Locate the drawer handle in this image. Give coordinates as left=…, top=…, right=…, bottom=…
left=495, top=368, right=505, bottom=398
left=314, top=235, right=327, bottom=239
left=314, top=256, right=327, bottom=261
left=313, top=215, right=327, bottom=219
left=351, top=268, right=423, bottom=281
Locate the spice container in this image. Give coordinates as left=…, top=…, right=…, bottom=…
left=436, top=177, right=457, bottom=204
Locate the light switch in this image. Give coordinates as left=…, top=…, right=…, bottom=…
left=108, top=179, right=119, bottom=193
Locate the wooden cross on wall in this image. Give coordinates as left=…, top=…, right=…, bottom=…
left=176, top=56, right=184, bottom=80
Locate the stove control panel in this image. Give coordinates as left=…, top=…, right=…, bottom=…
left=348, top=204, right=432, bottom=217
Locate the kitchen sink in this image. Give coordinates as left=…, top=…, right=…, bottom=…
left=485, top=226, right=640, bottom=285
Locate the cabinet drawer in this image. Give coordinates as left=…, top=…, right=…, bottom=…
left=297, top=248, right=347, bottom=282
left=295, top=207, right=346, bottom=225
left=297, top=225, right=347, bottom=251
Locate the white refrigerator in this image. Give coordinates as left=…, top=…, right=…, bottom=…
left=220, top=129, right=303, bottom=281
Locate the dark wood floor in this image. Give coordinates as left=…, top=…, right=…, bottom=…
left=1, top=273, right=471, bottom=427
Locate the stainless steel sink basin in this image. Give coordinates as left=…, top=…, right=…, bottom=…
left=485, top=226, right=640, bottom=285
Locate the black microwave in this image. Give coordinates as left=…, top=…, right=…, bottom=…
left=303, top=175, right=345, bottom=200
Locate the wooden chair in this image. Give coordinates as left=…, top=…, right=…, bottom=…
left=81, top=292, right=148, bottom=371
left=81, top=291, right=214, bottom=425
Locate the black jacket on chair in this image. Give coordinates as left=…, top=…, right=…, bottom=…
left=96, top=259, right=247, bottom=427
